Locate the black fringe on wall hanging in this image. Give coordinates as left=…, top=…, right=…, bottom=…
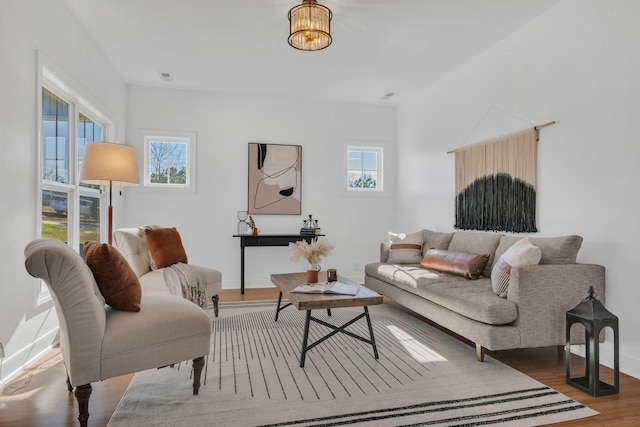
left=455, top=173, right=537, bottom=233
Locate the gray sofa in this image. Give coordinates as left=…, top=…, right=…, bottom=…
left=364, top=230, right=605, bottom=361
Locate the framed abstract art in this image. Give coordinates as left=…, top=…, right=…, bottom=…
left=247, top=143, right=302, bottom=215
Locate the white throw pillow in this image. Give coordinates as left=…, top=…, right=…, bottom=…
left=387, top=231, right=423, bottom=264
left=491, top=238, right=542, bottom=297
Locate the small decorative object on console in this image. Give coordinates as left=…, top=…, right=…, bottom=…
left=247, top=215, right=259, bottom=235
left=301, top=214, right=321, bottom=235
left=237, top=211, right=249, bottom=235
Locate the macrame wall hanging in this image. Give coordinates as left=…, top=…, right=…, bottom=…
left=449, top=121, right=554, bottom=233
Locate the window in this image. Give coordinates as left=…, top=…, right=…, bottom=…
left=143, top=131, right=196, bottom=191
left=347, top=146, right=383, bottom=191
left=36, top=56, right=113, bottom=303
left=42, top=88, right=70, bottom=184
left=39, top=65, right=111, bottom=258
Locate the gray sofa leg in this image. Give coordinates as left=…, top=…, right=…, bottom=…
left=212, top=295, right=219, bottom=317
left=476, top=344, right=485, bottom=362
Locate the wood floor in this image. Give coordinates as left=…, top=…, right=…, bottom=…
left=1, top=288, right=639, bottom=427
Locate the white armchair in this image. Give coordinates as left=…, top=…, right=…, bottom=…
left=24, top=239, right=211, bottom=427
left=113, top=226, right=222, bottom=316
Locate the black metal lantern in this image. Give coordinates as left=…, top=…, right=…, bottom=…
left=565, top=286, right=619, bottom=396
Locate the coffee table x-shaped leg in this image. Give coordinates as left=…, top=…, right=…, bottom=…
left=275, top=292, right=378, bottom=367
left=297, top=307, right=378, bottom=367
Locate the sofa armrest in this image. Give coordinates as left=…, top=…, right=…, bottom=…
left=380, top=242, right=391, bottom=263
left=507, top=263, right=605, bottom=347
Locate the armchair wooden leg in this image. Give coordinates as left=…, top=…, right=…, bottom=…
left=212, top=295, right=219, bottom=317
left=74, top=384, right=92, bottom=427
left=192, top=357, right=205, bottom=395
left=66, top=374, right=74, bottom=392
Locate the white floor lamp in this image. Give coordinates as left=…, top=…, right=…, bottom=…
left=79, top=142, right=139, bottom=245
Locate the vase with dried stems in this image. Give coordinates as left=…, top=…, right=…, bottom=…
left=289, top=238, right=334, bottom=283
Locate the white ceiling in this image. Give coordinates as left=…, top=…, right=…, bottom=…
left=61, top=0, right=562, bottom=106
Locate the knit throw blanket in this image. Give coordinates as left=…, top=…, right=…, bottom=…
left=161, top=263, right=208, bottom=309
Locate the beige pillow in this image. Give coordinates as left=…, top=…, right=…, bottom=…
left=84, top=241, right=142, bottom=312
left=420, top=249, right=490, bottom=280
left=388, top=231, right=423, bottom=264
left=145, top=227, right=188, bottom=269
left=491, top=238, right=542, bottom=297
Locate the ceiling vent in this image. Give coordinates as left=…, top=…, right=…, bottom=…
left=160, top=72, right=173, bottom=82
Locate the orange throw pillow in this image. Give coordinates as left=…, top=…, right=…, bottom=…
left=144, top=227, right=188, bottom=269
left=84, top=241, right=142, bottom=312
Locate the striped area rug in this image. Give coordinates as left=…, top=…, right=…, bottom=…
left=108, top=302, right=597, bottom=427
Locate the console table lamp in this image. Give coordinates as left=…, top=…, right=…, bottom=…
left=80, top=142, right=139, bottom=245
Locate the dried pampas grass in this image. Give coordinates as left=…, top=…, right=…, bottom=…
left=289, top=238, right=333, bottom=265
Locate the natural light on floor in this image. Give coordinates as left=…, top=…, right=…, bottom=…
left=387, top=325, right=448, bottom=363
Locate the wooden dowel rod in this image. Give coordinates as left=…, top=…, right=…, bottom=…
left=534, top=120, right=556, bottom=130
left=447, top=120, right=556, bottom=154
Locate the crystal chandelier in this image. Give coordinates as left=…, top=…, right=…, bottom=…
left=288, top=0, right=332, bottom=51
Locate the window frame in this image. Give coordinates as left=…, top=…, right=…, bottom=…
left=142, top=130, right=197, bottom=193
left=347, top=145, right=384, bottom=192
left=36, top=53, right=114, bottom=303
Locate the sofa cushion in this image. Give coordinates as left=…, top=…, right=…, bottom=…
left=491, top=238, right=541, bottom=297
left=493, top=235, right=582, bottom=266
left=420, top=249, right=489, bottom=280
left=84, top=241, right=142, bottom=312
left=145, top=227, right=188, bottom=269
left=366, top=262, right=463, bottom=289
left=447, top=231, right=503, bottom=277
left=418, top=278, right=517, bottom=325
left=365, top=263, right=517, bottom=325
left=421, top=230, right=455, bottom=256
left=387, top=231, right=423, bottom=264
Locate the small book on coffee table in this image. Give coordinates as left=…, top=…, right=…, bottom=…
left=291, top=281, right=360, bottom=296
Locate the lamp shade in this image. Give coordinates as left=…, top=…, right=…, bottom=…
left=288, top=0, right=332, bottom=51
left=80, top=142, right=139, bottom=186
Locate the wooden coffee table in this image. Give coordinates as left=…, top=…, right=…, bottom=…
left=270, top=272, right=383, bottom=367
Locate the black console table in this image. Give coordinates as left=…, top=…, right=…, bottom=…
left=232, top=234, right=324, bottom=294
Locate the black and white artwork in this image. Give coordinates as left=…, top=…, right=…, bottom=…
left=248, top=143, right=302, bottom=215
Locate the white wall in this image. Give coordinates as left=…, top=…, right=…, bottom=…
left=396, top=0, right=640, bottom=378
left=0, top=0, right=127, bottom=379
left=125, top=87, right=397, bottom=290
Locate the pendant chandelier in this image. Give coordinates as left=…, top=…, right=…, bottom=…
left=288, top=0, right=332, bottom=51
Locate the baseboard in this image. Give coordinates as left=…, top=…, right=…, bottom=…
left=0, top=328, right=59, bottom=384
left=570, top=342, right=640, bottom=380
